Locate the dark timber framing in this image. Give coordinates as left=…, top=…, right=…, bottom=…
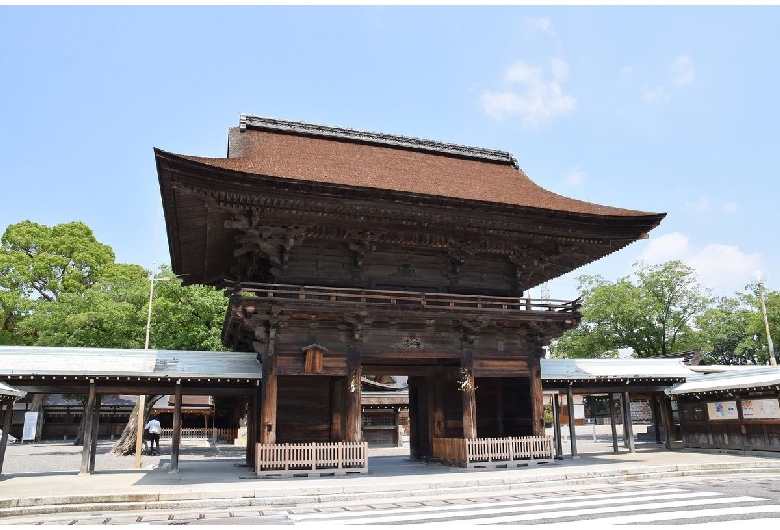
left=0, top=347, right=262, bottom=474
left=541, top=358, right=693, bottom=456
left=155, top=115, right=666, bottom=461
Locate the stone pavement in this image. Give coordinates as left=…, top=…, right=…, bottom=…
left=2, top=427, right=780, bottom=519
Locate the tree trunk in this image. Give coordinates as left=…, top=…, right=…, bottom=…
left=30, top=394, right=45, bottom=442
left=74, top=409, right=86, bottom=446
left=110, top=395, right=162, bottom=456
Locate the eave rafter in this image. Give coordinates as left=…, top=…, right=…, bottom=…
left=170, top=180, right=648, bottom=247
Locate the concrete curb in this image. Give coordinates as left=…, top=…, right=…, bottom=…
left=3, top=460, right=780, bottom=517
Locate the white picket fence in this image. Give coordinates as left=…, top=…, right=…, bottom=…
left=255, top=441, right=369, bottom=477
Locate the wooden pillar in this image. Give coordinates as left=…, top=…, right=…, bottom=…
left=88, top=394, right=102, bottom=473
left=329, top=378, right=343, bottom=442
left=0, top=400, right=13, bottom=475
left=529, top=353, right=544, bottom=437
left=408, top=377, right=420, bottom=460
left=652, top=396, right=663, bottom=444
left=623, top=390, right=635, bottom=453
left=134, top=394, right=146, bottom=469
left=553, top=393, right=563, bottom=459
left=567, top=385, right=578, bottom=458
left=245, top=388, right=255, bottom=466
left=428, top=376, right=445, bottom=441
left=395, top=409, right=403, bottom=447
left=170, top=381, right=182, bottom=473
left=660, top=396, right=675, bottom=450
left=80, top=380, right=97, bottom=474
left=260, top=338, right=278, bottom=445
left=460, top=351, right=477, bottom=440
left=345, top=345, right=362, bottom=442
left=251, top=385, right=260, bottom=468
left=609, top=393, right=619, bottom=453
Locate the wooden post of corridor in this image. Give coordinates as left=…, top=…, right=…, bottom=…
left=461, top=350, right=477, bottom=440
left=170, top=381, right=182, bottom=473
left=345, top=346, right=362, bottom=442
left=79, top=380, right=96, bottom=475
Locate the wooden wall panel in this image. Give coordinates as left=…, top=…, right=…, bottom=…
left=276, top=375, right=331, bottom=443
left=276, top=353, right=347, bottom=376
left=472, top=357, right=529, bottom=377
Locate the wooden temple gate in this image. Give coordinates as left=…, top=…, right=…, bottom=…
left=156, top=115, right=665, bottom=474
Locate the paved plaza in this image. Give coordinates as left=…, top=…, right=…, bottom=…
left=2, top=425, right=780, bottom=519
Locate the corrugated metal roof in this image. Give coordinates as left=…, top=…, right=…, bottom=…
left=665, top=366, right=780, bottom=395
left=541, top=358, right=695, bottom=381
left=0, top=346, right=261, bottom=379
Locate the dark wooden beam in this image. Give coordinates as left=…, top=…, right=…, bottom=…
left=623, top=390, right=635, bottom=453
left=567, top=385, right=578, bottom=459
left=171, top=382, right=182, bottom=473
left=88, top=394, right=102, bottom=473
left=609, top=394, right=619, bottom=453
left=80, top=380, right=96, bottom=475
left=345, top=346, right=362, bottom=442
left=0, top=400, right=13, bottom=475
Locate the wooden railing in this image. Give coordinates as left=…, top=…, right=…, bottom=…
left=160, top=427, right=238, bottom=442
left=225, top=281, right=580, bottom=313
left=255, top=441, right=369, bottom=477
left=433, top=436, right=554, bottom=469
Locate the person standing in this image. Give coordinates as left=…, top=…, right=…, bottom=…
left=145, top=416, right=162, bottom=455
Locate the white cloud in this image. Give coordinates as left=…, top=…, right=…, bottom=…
left=527, top=17, right=555, bottom=37
left=565, top=167, right=586, bottom=186
left=620, top=65, right=634, bottom=77
left=670, top=55, right=696, bottom=86
left=637, top=231, right=764, bottom=295
left=723, top=202, right=739, bottom=213
left=641, top=85, right=670, bottom=104
left=685, top=196, right=711, bottom=213
left=481, top=58, right=576, bottom=128
left=638, top=55, right=695, bottom=105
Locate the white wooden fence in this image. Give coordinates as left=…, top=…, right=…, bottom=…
left=255, top=441, right=369, bottom=477
left=433, top=436, right=554, bottom=469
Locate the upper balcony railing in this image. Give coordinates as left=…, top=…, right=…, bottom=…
left=225, top=281, right=580, bottom=314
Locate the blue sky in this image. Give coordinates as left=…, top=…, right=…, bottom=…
left=1, top=6, right=778, bottom=302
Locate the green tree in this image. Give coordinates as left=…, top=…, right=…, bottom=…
left=0, top=220, right=116, bottom=345
left=0, top=220, right=229, bottom=446
left=147, top=265, right=227, bottom=351
left=1, top=220, right=118, bottom=439
left=549, top=260, right=710, bottom=359
left=697, top=286, right=779, bottom=366
left=17, top=263, right=150, bottom=349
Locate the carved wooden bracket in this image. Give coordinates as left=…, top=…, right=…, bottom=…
left=458, top=317, right=489, bottom=345
left=343, top=311, right=373, bottom=341
left=345, top=229, right=384, bottom=269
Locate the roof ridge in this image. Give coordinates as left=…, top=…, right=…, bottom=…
left=239, top=114, right=520, bottom=169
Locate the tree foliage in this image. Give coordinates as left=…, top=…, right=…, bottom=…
left=0, top=220, right=229, bottom=445
left=550, top=260, right=710, bottom=359
left=697, top=287, right=779, bottom=365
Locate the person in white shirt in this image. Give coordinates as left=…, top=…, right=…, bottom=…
left=144, top=416, right=162, bottom=455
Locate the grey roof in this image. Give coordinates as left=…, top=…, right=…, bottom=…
left=0, top=346, right=261, bottom=380
left=665, top=366, right=780, bottom=395
left=0, top=380, right=26, bottom=400
left=541, top=358, right=695, bottom=382
left=239, top=114, right=520, bottom=169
